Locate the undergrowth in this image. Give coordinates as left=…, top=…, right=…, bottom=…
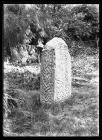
left=3, top=53, right=99, bottom=136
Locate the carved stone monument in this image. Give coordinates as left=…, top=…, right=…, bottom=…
left=40, top=37, right=71, bottom=104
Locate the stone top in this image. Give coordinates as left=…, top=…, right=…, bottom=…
left=43, top=37, right=68, bottom=51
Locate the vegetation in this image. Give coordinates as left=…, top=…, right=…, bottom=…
left=3, top=4, right=99, bottom=136
left=4, top=4, right=99, bottom=62
left=3, top=54, right=99, bottom=136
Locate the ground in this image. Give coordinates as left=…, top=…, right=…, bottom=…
left=3, top=53, right=99, bottom=136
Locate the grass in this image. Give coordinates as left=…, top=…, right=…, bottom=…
left=3, top=52, right=99, bottom=136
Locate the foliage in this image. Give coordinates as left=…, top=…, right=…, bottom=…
left=4, top=4, right=30, bottom=58
left=4, top=4, right=99, bottom=60
left=64, top=4, right=99, bottom=42
left=32, top=4, right=99, bottom=46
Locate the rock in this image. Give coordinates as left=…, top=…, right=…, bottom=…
left=40, top=37, right=71, bottom=104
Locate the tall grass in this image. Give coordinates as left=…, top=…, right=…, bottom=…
left=3, top=50, right=99, bottom=136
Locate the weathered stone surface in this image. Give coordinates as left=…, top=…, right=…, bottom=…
left=40, top=37, right=71, bottom=104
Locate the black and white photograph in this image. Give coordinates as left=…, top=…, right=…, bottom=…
left=3, top=4, right=99, bottom=136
